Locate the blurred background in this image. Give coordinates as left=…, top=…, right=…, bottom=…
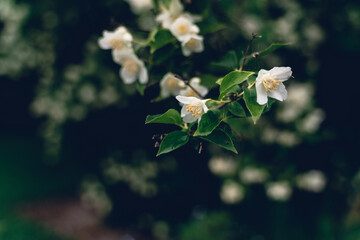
left=1, top=0, right=360, bottom=239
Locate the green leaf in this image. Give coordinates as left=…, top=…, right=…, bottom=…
left=194, top=110, right=223, bottom=136
left=145, top=109, right=183, bottom=127
left=243, top=87, right=265, bottom=124
left=151, top=43, right=178, bottom=64
left=241, top=43, right=291, bottom=66
left=263, top=98, right=277, bottom=113
left=150, top=29, right=176, bottom=54
left=246, top=75, right=256, bottom=85
left=157, top=130, right=189, bottom=156
left=228, top=101, right=246, bottom=117
left=209, top=51, right=238, bottom=73
left=200, top=129, right=238, bottom=154
left=136, top=82, right=146, bottom=96
left=219, top=71, right=255, bottom=99
left=198, top=20, right=226, bottom=35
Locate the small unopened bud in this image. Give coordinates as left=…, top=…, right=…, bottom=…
left=154, top=142, right=160, bottom=148
left=252, top=52, right=259, bottom=58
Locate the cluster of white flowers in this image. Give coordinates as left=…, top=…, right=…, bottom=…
left=208, top=156, right=237, bottom=176
left=156, top=0, right=204, bottom=56
left=266, top=181, right=292, bottom=202
left=98, top=26, right=148, bottom=84
left=296, top=170, right=326, bottom=193
left=160, top=73, right=208, bottom=98
left=239, top=166, right=268, bottom=184
left=176, top=96, right=209, bottom=123
left=220, top=181, right=245, bottom=204
left=124, top=0, right=153, bottom=14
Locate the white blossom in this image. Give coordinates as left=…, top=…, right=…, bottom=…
left=181, top=34, right=204, bottom=56
left=98, top=26, right=133, bottom=52
left=179, top=77, right=208, bottom=98
left=208, top=156, right=237, bottom=176
left=176, top=96, right=209, bottom=123
left=256, top=67, right=292, bottom=105
left=170, top=16, right=199, bottom=41
left=156, top=0, right=184, bottom=29
left=239, top=166, right=268, bottom=184
left=266, top=181, right=292, bottom=201
left=159, top=73, right=186, bottom=98
left=119, top=54, right=148, bottom=84
left=296, top=170, right=326, bottom=193
left=220, top=181, right=245, bottom=204
left=124, top=0, right=153, bottom=14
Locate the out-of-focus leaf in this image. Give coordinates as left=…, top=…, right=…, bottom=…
left=145, top=109, right=183, bottom=127
left=198, top=20, right=226, bottom=35
left=136, top=82, right=146, bottom=96
left=209, top=51, right=239, bottom=73
left=157, top=130, right=189, bottom=156
left=150, top=29, right=176, bottom=53
left=241, top=43, right=291, bottom=65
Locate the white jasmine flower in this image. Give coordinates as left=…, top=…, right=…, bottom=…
left=159, top=73, right=186, bottom=98
left=296, top=170, right=326, bottom=193
left=220, top=181, right=245, bottom=204
left=119, top=54, right=148, bottom=84
left=176, top=96, right=209, bottom=123
left=266, top=181, right=292, bottom=202
left=239, top=166, right=268, bottom=184
left=98, top=26, right=133, bottom=52
left=156, top=0, right=184, bottom=29
left=170, top=16, right=199, bottom=41
left=208, top=156, right=237, bottom=176
left=181, top=34, right=204, bottom=56
left=179, top=77, right=208, bottom=98
left=256, top=67, right=292, bottom=105
left=124, top=0, right=153, bottom=14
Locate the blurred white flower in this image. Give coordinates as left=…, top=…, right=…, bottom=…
left=179, top=77, right=208, bottom=98
left=266, top=181, right=292, bottom=202
left=256, top=67, right=292, bottom=105
left=119, top=54, right=148, bottom=84
left=277, top=83, right=314, bottom=123
left=176, top=96, right=209, bottom=123
left=181, top=34, right=204, bottom=56
left=220, top=181, right=245, bottom=204
left=98, top=26, right=133, bottom=52
left=170, top=16, right=199, bottom=41
left=159, top=72, right=186, bottom=98
left=240, top=166, right=268, bottom=184
left=296, top=170, right=326, bottom=193
left=277, top=130, right=300, bottom=147
left=208, top=156, right=237, bottom=176
left=156, top=0, right=184, bottom=29
left=124, top=0, right=153, bottom=14
left=78, top=84, right=96, bottom=104
left=298, top=108, right=325, bottom=133
left=81, top=179, right=112, bottom=217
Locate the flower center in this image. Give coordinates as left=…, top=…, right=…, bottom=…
left=123, top=60, right=139, bottom=75
left=186, top=38, right=198, bottom=48
left=186, top=103, right=202, bottom=118
left=109, top=39, right=123, bottom=50
left=177, top=23, right=189, bottom=34
left=262, top=76, right=281, bottom=92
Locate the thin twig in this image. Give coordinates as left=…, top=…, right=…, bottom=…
left=174, top=74, right=204, bottom=99
left=239, top=33, right=259, bottom=71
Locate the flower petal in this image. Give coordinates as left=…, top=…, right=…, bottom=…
left=256, top=69, right=268, bottom=87
left=268, top=83, right=287, bottom=101
left=183, top=112, right=199, bottom=123
left=139, top=64, right=148, bottom=84
left=176, top=95, right=200, bottom=104
left=256, top=83, right=268, bottom=105
left=270, top=67, right=292, bottom=82
left=120, top=67, right=136, bottom=84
